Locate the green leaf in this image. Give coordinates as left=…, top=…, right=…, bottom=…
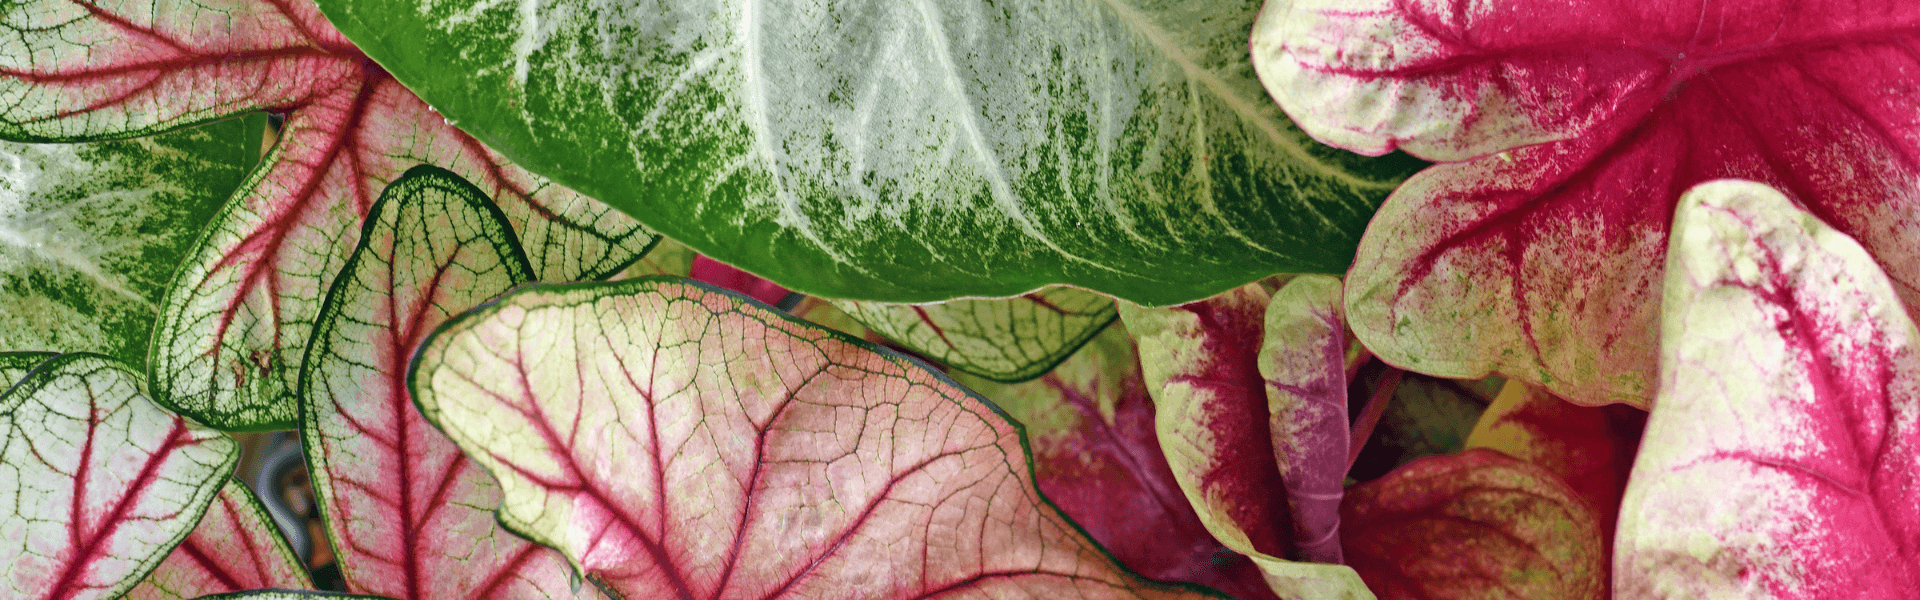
left=409, top=277, right=1225, bottom=599
left=313, top=0, right=1423, bottom=305
left=0, top=115, right=262, bottom=367
left=832, top=287, right=1117, bottom=382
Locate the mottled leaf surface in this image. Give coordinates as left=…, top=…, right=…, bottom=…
left=409, top=278, right=1219, bottom=599
left=1121, top=285, right=1372, bottom=598
left=0, top=0, right=656, bottom=430
left=126, top=480, right=313, bottom=600
left=1257, top=275, right=1348, bottom=564
left=0, top=115, right=261, bottom=366
left=835, top=287, right=1117, bottom=382
left=1466, top=381, right=1643, bottom=544
left=954, top=326, right=1279, bottom=600
left=315, top=0, right=1422, bottom=306
left=1342, top=449, right=1605, bottom=600
left=0, top=353, right=240, bottom=600
left=298, top=167, right=594, bottom=599
left=1617, top=180, right=1920, bottom=598
left=1253, top=0, right=1920, bottom=406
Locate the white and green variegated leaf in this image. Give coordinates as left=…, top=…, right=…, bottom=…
left=831, top=286, right=1116, bottom=382
left=0, top=351, right=56, bottom=387
left=0, top=115, right=263, bottom=367
left=299, top=166, right=598, bottom=599
left=0, top=353, right=239, bottom=600
left=313, top=0, right=1425, bottom=306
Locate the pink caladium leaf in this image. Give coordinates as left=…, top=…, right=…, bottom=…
left=1616, top=180, right=1920, bottom=597
left=1465, top=381, right=1645, bottom=547
left=952, top=326, right=1280, bottom=600
left=1120, top=284, right=1372, bottom=598
left=1342, top=449, right=1605, bottom=600
left=0, top=0, right=656, bottom=430
left=297, top=167, right=597, bottom=599
left=1250, top=0, right=1920, bottom=407
left=126, top=480, right=314, bottom=600
left=0, top=353, right=240, bottom=600
left=407, top=277, right=1220, bottom=599
left=1257, top=275, right=1349, bottom=564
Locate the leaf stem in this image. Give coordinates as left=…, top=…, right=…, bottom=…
left=1347, top=368, right=1403, bottom=474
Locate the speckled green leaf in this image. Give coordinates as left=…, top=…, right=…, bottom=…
left=0, top=115, right=262, bottom=367
left=313, top=0, right=1422, bottom=305
left=832, top=287, right=1116, bottom=382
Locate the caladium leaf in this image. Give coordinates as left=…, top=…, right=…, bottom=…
left=312, top=0, right=1424, bottom=306
left=614, top=237, right=695, bottom=279
left=126, top=480, right=314, bottom=600
left=1342, top=449, right=1605, bottom=600
left=0, top=350, right=57, bottom=386
left=0, top=115, right=262, bottom=367
left=192, top=592, right=397, bottom=600
left=0, top=0, right=657, bottom=430
left=1616, top=180, right=1920, bottom=597
left=1251, top=0, right=1920, bottom=406
left=408, top=277, right=1224, bottom=600
left=298, top=166, right=595, bottom=599
left=1257, top=275, right=1348, bottom=564
left=953, top=325, right=1280, bottom=600
left=833, top=287, right=1117, bottom=382
left=1466, top=381, right=1644, bottom=544
left=1120, top=285, right=1372, bottom=598
left=0, top=353, right=240, bottom=600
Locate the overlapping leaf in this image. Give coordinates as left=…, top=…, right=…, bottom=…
left=1252, top=0, right=1920, bottom=406
left=1346, top=368, right=1499, bottom=483
left=1120, top=284, right=1372, bottom=598
left=1617, top=180, right=1920, bottom=597
left=126, top=480, right=314, bottom=600
left=298, top=167, right=595, bottom=599
left=953, top=326, right=1279, bottom=600
left=834, top=287, right=1117, bottom=382
left=0, top=115, right=262, bottom=366
left=0, top=350, right=55, bottom=385
left=1466, top=381, right=1643, bottom=542
left=1257, top=275, right=1348, bottom=564
left=314, top=0, right=1423, bottom=306
left=0, top=0, right=656, bottom=430
left=409, top=277, right=1223, bottom=599
left=1342, top=449, right=1604, bottom=600
left=194, top=592, right=396, bottom=600
left=0, top=353, right=239, bottom=600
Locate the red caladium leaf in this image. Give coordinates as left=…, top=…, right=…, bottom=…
left=1120, top=284, right=1371, bottom=598
left=298, top=167, right=596, bottom=599
left=953, top=326, right=1280, bottom=600
left=1465, top=381, right=1645, bottom=546
left=0, top=0, right=656, bottom=430
left=407, top=277, right=1219, bottom=599
left=126, top=480, right=314, bottom=600
left=1250, top=0, right=1920, bottom=407
left=1257, top=275, right=1349, bottom=564
left=1616, top=180, right=1920, bottom=597
left=0, top=353, right=240, bottom=600
left=1342, top=449, right=1605, bottom=600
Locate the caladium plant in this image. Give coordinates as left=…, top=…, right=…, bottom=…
left=9, top=1, right=1916, bottom=600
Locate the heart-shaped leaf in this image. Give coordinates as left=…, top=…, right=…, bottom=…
left=312, top=0, right=1424, bottom=306
left=1, top=0, right=657, bottom=430
left=0, top=353, right=239, bottom=600
left=1120, top=284, right=1372, bottom=598
left=1252, top=0, right=1920, bottom=406
left=953, top=326, right=1279, bottom=600
left=409, top=277, right=1223, bottom=599
left=1342, top=449, right=1605, bottom=600
left=834, top=287, right=1117, bottom=383
left=126, top=480, right=314, bottom=600
left=0, top=115, right=262, bottom=367
left=298, top=166, right=595, bottom=599
left=1257, top=275, right=1349, bottom=564
left=1465, top=381, right=1644, bottom=545
left=1617, top=180, right=1920, bottom=597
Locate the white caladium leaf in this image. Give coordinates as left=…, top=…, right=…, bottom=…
left=126, top=480, right=314, bottom=600
left=1617, top=180, right=1920, bottom=597
left=0, top=353, right=239, bottom=600
left=832, top=287, right=1117, bottom=382
left=409, top=278, right=1224, bottom=599
left=0, top=0, right=657, bottom=431
left=0, top=115, right=262, bottom=367
left=298, top=166, right=599, bottom=599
